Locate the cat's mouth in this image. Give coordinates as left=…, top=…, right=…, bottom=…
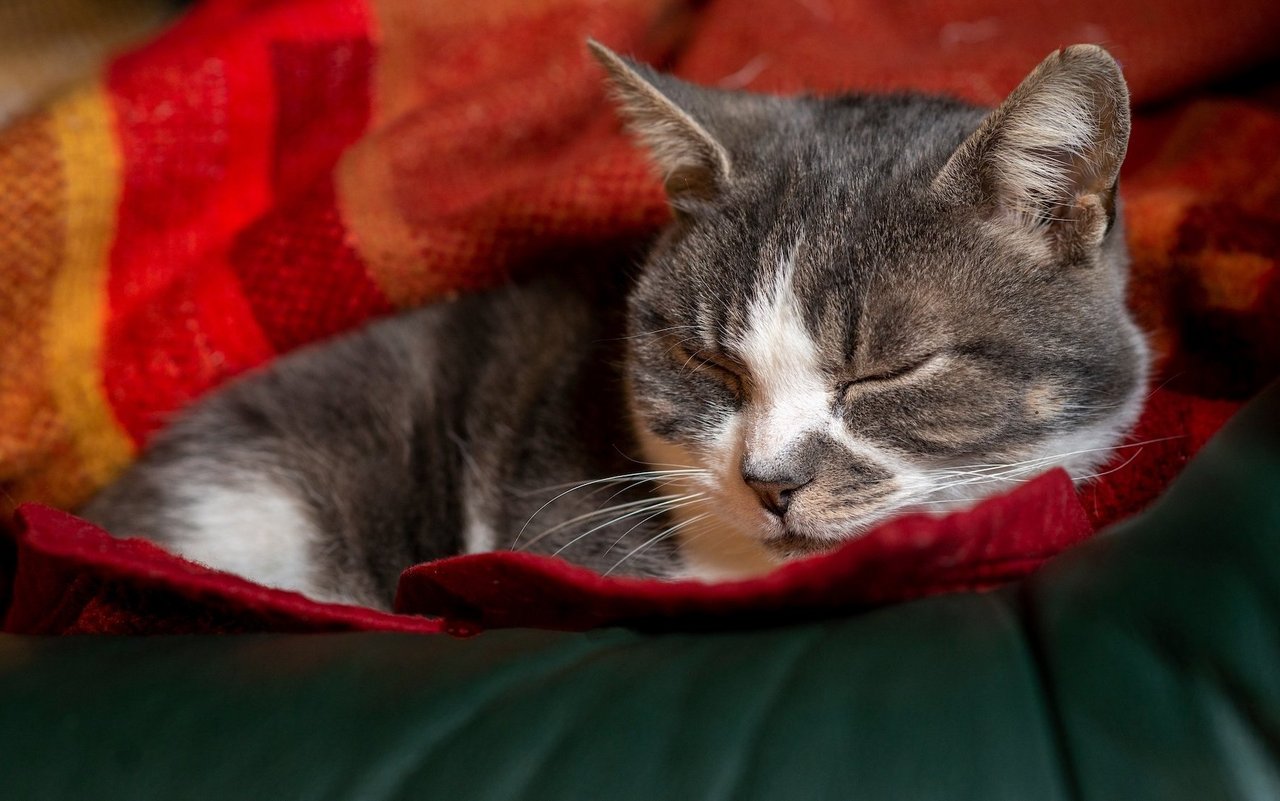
left=764, top=530, right=843, bottom=559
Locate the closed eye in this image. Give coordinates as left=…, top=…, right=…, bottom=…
left=839, top=353, right=937, bottom=398
left=666, top=339, right=746, bottom=397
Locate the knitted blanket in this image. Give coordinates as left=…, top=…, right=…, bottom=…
left=1, top=0, right=1277, bottom=634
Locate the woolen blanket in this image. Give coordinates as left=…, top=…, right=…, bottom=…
left=1, top=0, right=1276, bottom=634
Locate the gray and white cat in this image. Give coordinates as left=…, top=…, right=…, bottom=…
left=82, top=42, right=1149, bottom=609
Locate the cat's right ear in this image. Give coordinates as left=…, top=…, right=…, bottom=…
left=588, top=40, right=731, bottom=207
left=933, top=45, right=1131, bottom=259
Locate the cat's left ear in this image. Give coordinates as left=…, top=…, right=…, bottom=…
left=934, top=45, right=1130, bottom=257
left=588, top=40, right=732, bottom=207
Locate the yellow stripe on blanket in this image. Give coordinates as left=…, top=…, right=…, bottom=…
left=45, top=81, right=135, bottom=494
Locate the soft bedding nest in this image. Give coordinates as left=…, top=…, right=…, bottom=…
left=1, top=0, right=1278, bottom=634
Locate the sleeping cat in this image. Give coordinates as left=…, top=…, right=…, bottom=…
left=82, top=42, right=1149, bottom=609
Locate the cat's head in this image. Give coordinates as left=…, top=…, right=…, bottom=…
left=592, top=42, right=1150, bottom=574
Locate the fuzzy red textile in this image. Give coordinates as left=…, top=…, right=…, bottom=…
left=6, top=469, right=1088, bottom=634
left=1, top=0, right=1278, bottom=634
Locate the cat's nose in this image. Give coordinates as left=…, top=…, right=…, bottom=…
left=743, top=472, right=809, bottom=518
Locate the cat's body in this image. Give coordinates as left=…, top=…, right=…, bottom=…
left=83, top=265, right=681, bottom=607
left=83, top=43, right=1149, bottom=609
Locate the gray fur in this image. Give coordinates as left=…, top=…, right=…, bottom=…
left=82, top=44, right=1149, bottom=608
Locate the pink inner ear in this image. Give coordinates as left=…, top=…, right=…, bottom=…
left=936, top=47, right=1130, bottom=242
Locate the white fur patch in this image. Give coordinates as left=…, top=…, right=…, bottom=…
left=630, top=240, right=840, bottom=581
left=464, top=519, right=500, bottom=555
left=735, top=240, right=830, bottom=467
left=170, top=481, right=326, bottom=600
left=735, top=239, right=908, bottom=499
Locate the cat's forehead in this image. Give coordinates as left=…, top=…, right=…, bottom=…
left=775, top=232, right=954, bottom=355
left=667, top=199, right=968, bottom=356
left=636, top=135, right=1047, bottom=360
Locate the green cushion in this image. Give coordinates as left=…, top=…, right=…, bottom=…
left=2, top=382, right=1277, bottom=800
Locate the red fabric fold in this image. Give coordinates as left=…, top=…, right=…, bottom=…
left=3, top=506, right=442, bottom=635
left=397, top=469, right=1093, bottom=633
left=6, top=469, right=1089, bottom=634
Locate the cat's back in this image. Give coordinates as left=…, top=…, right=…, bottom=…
left=81, top=266, right=628, bottom=606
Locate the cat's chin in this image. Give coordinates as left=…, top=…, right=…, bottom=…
left=762, top=532, right=843, bottom=559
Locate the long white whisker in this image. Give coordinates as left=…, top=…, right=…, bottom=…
left=512, top=469, right=708, bottom=549
left=603, top=494, right=714, bottom=556
left=611, top=444, right=705, bottom=473
left=920, top=435, right=1182, bottom=480
left=1068, top=447, right=1147, bottom=482
left=606, top=324, right=699, bottom=343
left=521, top=494, right=695, bottom=553
left=520, top=469, right=707, bottom=496
left=552, top=495, right=707, bottom=557
left=638, top=459, right=705, bottom=472
left=604, top=512, right=711, bottom=576
left=665, top=335, right=707, bottom=360
left=521, top=493, right=703, bottom=553
left=603, top=507, right=677, bottom=557
left=899, top=435, right=1177, bottom=503
left=573, top=472, right=704, bottom=525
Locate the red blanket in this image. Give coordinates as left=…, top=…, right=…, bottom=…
left=1, top=0, right=1277, bottom=634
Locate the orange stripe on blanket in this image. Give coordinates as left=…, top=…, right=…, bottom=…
left=45, top=82, right=135, bottom=493
left=0, top=113, right=63, bottom=494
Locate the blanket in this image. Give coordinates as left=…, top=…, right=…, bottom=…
left=1, top=0, right=1277, bottom=634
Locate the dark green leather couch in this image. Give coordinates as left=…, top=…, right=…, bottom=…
left=2, top=381, right=1277, bottom=800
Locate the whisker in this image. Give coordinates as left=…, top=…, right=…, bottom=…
left=552, top=495, right=707, bottom=557
left=905, top=460, right=1071, bottom=497
left=1058, top=403, right=1125, bottom=410
left=603, top=495, right=714, bottom=556
left=664, top=335, right=707, bottom=360
left=899, top=435, right=1178, bottom=503
left=520, top=468, right=707, bottom=496
left=603, top=506, right=675, bottom=556
left=561, top=473, right=700, bottom=532
left=521, top=492, right=704, bottom=553
left=512, top=469, right=708, bottom=549
left=604, top=512, right=711, bottom=576
left=1143, top=372, right=1184, bottom=401
left=1068, top=446, right=1147, bottom=482
left=921, top=435, right=1183, bottom=479
left=605, top=324, right=700, bottom=343
left=611, top=444, right=705, bottom=473
left=533, top=471, right=701, bottom=518
left=520, top=493, right=691, bottom=552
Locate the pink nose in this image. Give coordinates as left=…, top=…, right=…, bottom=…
left=743, top=475, right=807, bottom=518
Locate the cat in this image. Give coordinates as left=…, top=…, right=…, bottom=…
left=81, top=41, right=1150, bottom=610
